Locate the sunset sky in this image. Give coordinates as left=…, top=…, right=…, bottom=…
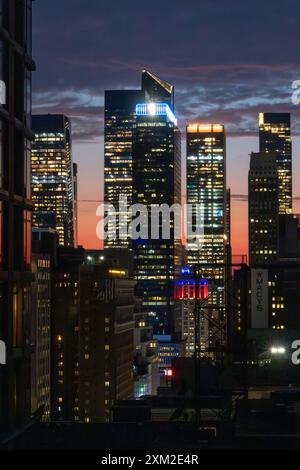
left=32, top=0, right=300, bottom=258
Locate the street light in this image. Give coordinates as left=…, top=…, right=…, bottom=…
left=270, top=346, right=286, bottom=355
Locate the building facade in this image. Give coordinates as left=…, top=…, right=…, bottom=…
left=132, top=102, right=182, bottom=334
left=31, top=114, right=75, bottom=247
left=51, top=246, right=85, bottom=422
left=104, top=90, right=144, bottom=248
left=73, top=162, right=78, bottom=248
left=186, top=124, right=228, bottom=352
left=78, top=264, right=135, bottom=423
left=259, top=113, right=292, bottom=215
left=30, top=251, right=51, bottom=421
left=248, top=152, right=279, bottom=266
left=0, top=0, right=35, bottom=437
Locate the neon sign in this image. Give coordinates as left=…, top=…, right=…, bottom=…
left=175, top=279, right=209, bottom=300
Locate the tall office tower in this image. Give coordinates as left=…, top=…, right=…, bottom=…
left=0, top=1, right=35, bottom=438
left=78, top=264, right=135, bottom=423
left=104, top=90, right=144, bottom=248
left=30, top=248, right=51, bottom=421
left=31, top=114, right=75, bottom=247
left=248, top=152, right=279, bottom=266
left=104, top=71, right=174, bottom=249
left=226, top=188, right=231, bottom=245
left=73, top=163, right=78, bottom=248
left=132, top=102, right=182, bottom=334
left=186, top=124, right=228, bottom=350
left=51, top=246, right=85, bottom=422
left=259, top=113, right=292, bottom=215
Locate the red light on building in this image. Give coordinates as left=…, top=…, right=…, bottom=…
left=165, top=369, right=173, bottom=377
left=174, top=280, right=209, bottom=300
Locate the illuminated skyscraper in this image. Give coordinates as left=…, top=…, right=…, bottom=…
left=132, top=102, right=181, bottom=334
left=104, top=71, right=174, bottom=248
left=104, top=90, right=144, bottom=247
left=186, top=124, right=228, bottom=350
left=259, top=113, right=292, bottom=215
left=133, top=103, right=181, bottom=331
left=248, top=152, right=279, bottom=266
left=31, top=115, right=75, bottom=247
left=104, top=72, right=179, bottom=333
left=0, top=0, right=35, bottom=437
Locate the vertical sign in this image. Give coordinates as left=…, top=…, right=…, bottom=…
left=0, top=340, right=6, bottom=365
left=251, top=269, right=269, bottom=328
left=0, top=80, right=6, bottom=105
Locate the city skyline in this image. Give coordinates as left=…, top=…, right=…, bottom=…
left=3, top=0, right=300, bottom=452
left=32, top=0, right=300, bottom=259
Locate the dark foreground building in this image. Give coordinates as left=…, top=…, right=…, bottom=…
left=78, top=264, right=136, bottom=423
left=0, top=0, right=35, bottom=440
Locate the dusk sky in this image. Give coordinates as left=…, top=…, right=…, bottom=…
left=32, top=0, right=300, bottom=257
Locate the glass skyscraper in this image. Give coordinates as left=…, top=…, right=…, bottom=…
left=186, top=124, right=228, bottom=351
left=104, top=70, right=174, bottom=248
left=132, top=101, right=181, bottom=334
left=104, top=71, right=180, bottom=333
left=31, top=114, right=75, bottom=247
left=104, top=90, right=144, bottom=247
left=259, top=113, right=292, bottom=215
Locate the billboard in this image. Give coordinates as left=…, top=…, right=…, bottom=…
left=251, top=269, right=269, bottom=328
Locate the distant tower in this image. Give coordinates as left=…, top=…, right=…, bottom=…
left=248, top=152, right=279, bottom=266
left=133, top=101, right=181, bottom=334
left=104, top=89, right=144, bottom=248
left=186, top=124, right=228, bottom=351
left=259, top=113, right=292, bottom=215
left=32, top=115, right=75, bottom=247
left=73, top=163, right=78, bottom=248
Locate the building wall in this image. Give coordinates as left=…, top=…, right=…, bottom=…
left=248, top=152, right=279, bottom=266
left=51, top=247, right=85, bottom=421
left=0, top=0, right=35, bottom=434
left=132, top=105, right=181, bottom=334
left=259, top=113, right=292, bottom=215
left=104, top=90, right=144, bottom=248
left=78, top=265, right=135, bottom=423
left=30, top=253, right=51, bottom=421
left=186, top=124, right=228, bottom=351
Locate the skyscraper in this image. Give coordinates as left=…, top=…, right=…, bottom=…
left=248, top=152, right=279, bottom=266
left=186, top=124, right=228, bottom=351
left=132, top=101, right=181, bottom=334
left=259, top=113, right=292, bottom=215
left=104, top=71, right=174, bottom=249
left=0, top=0, right=35, bottom=437
left=78, top=264, right=135, bottom=423
left=104, top=90, right=144, bottom=247
left=73, top=163, right=78, bottom=248
left=51, top=246, right=85, bottom=422
left=31, top=114, right=75, bottom=247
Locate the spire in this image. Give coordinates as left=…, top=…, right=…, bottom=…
left=141, top=70, right=174, bottom=110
